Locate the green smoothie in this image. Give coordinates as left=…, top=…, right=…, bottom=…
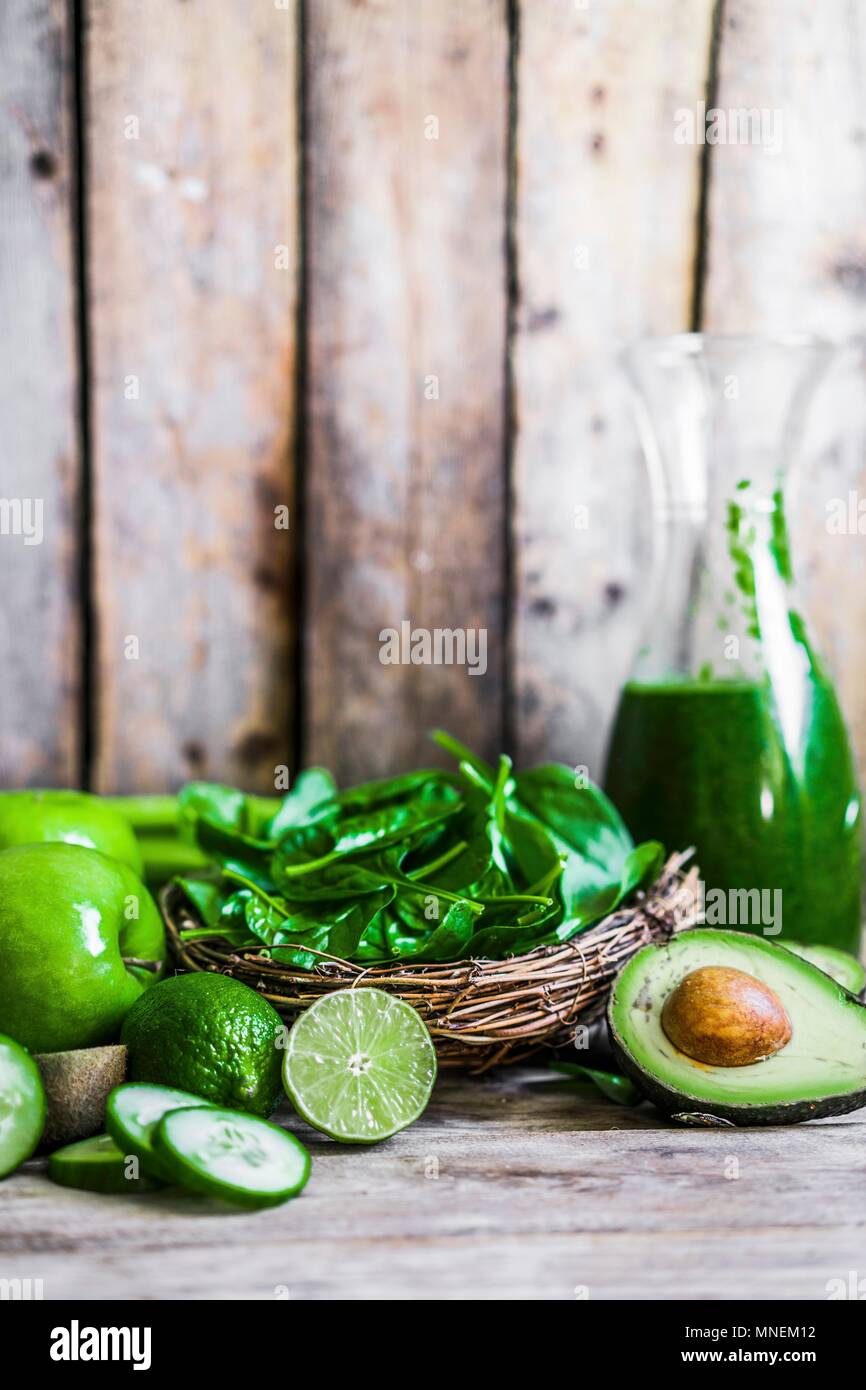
left=605, top=659, right=863, bottom=952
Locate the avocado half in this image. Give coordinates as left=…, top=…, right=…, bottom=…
left=608, top=929, right=866, bottom=1126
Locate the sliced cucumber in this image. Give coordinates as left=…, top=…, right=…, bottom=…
left=106, top=1082, right=215, bottom=1181
left=48, top=1133, right=163, bottom=1194
left=0, top=1034, right=46, bottom=1177
left=152, top=1106, right=311, bottom=1208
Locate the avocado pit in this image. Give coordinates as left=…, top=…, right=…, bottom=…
left=661, top=965, right=792, bottom=1067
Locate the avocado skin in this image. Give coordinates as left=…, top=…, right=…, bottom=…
left=607, top=1019, right=866, bottom=1127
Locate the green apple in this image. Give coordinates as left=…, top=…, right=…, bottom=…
left=0, top=843, right=166, bottom=1054
left=0, top=790, right=143, bottom=877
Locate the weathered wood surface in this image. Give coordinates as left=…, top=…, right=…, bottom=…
left=703, top=0, right=866, bottom=778
left=511, top=0, right=716, bottom=774
left=304, top=0, right=508, bottom=783
left=87, top=0, right=299, bottom=793
left=0, top=0, right=81, bottom=786
left=2, top=1067, right=862, bottom=1300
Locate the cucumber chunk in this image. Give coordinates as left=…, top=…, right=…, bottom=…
left=48, top=1133, right=163, bottom=1194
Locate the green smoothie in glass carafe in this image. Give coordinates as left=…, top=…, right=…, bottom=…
left=604, top=335, right=863, bottom=953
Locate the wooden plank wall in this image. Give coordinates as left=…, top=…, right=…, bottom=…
left=511, top=0, right=716, bottom=770
left=1, top=0, right=866, bottom=792
left=87, top=0, right=299, bottom=793
left=304, top=0, right=508, bottom=781
left=0, top=0, right=81, bottom=786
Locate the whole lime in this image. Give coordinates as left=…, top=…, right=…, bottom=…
left=0, top=790, right=143, bottom=877
left=121, top=973, right=284, bottom=1117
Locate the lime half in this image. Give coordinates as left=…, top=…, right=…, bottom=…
left=282, top=988, right=437, bottom=1143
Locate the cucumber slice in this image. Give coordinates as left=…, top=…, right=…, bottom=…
left=152, top=1106, right=310, bottom=1208
left=106, top=1082, right=215, bottom=1181
left=0, top=1033, right=46, bottom=1177
left=48, top=1133, right=163, bottom=1194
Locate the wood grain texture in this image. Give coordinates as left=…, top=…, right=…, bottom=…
left=3, top=1067, right=863, bottom=1299
left=87, top=0, right=299, bottom=793
left=702, top=0, right=866, bottom=780
left=511, top=0, right=715, bottom=774
left=0, top=0, right=80, bottom=786
left=303, top=0, right=508, bottom=783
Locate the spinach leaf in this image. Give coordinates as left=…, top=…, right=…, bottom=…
left=273, top=780, right=461, bottom=869
left=507, top=765, right=638, bottom=921
left=179, top=782, right=250, bottom=834
left=512, top=764, right=632, bottom=864
left=455, top=921, right=545, bottom=959
left=485, top=755, right=515, bottom=878
left=245, top=885, right=395, bottom=969
left=415, top=802, right=496, bottom=895
left=353, top=910, right=428, bottom=962
left=272, top=821, right=337, bottom=870
left=543, top=838, right=664, bottom=943
left=430, top=731, right=496, bottom=787
left=266, top=767, right=337, bottom=838
left=360, top=846, right=485, bottom=913
left=330, top=788, right=460, bottom=855
left=324, top=769, right=455, bottom=811
left=193, top=822, right=274, bottom=880
left=550, top=1061, right=642, bottom=1107
left=500, top=807, right=564, bottom=889
left=179, top=781, right=279, bottom=843
left=618, top=839, right=665, bottom=901
left=178, top=784, right=275, bottom=882
left=271, top=854, right=392, bottom=901
left=175, top=874, right=259, bottom=947
left=350, top=896, right=476, bottom=963
left=176, top=871, right=228, bottom=930
left=395, top=900, right=476, bottom=962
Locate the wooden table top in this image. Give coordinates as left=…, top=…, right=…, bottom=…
left=1, top=1065, right=860, bottom=1301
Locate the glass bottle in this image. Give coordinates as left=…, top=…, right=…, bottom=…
left=604, top=334, right=862, bottom=953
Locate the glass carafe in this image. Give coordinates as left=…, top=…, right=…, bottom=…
left=604, top=334, right=863, bottom=953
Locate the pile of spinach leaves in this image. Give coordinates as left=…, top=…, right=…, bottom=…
left=174, top=731, right=662, bottom=969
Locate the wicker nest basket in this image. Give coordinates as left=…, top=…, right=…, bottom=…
left=161, top=851, right=699, bottom=1071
